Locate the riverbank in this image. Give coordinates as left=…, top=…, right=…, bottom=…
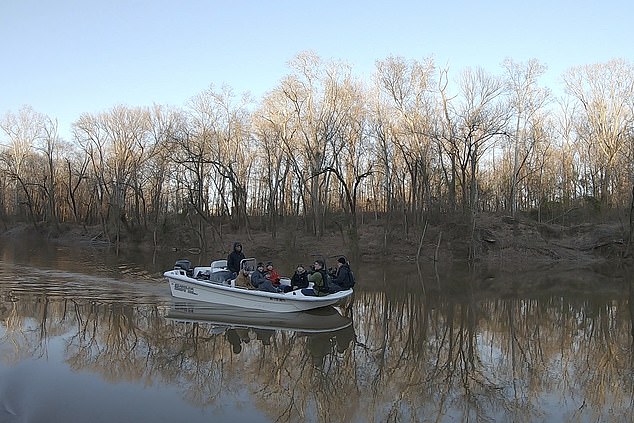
left=2, top=213, right=630, bottom=272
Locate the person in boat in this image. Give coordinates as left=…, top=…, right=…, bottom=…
left=305, top=259, right=330, bottom=296
left=234, top=268, right=253, bottom=289
left=265, top=261, right=292, bottom=292
left=227, top=242, right=245, bottom=277
left=251, top=262, right=282, bottom=293
left=290, top=265, right=309, bottom=290
left=329, top=256, right=355, bottom=290
left=264, top=261, right=281, bottom=285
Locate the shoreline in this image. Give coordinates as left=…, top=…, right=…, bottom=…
left=1, top=214, right=630, bottom=273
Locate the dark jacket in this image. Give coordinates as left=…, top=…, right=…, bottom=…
left=251, top=269, right=280, bottom=293
left=331, top=263, right=354, bottom=290
left=291, top=271, right=309, bottom=289
left=227, top=242, right=245, bottom=274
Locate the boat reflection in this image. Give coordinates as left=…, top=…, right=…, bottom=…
left=166, top=301, right=353, bottom=334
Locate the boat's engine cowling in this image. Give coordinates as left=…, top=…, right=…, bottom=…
left=174, top=259, right=193, bottom=277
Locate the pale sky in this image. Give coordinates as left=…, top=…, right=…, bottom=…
left=1, top=0, right=632, bottom=140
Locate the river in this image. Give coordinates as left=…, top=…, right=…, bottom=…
left=0, top=238, right=632, bottom=422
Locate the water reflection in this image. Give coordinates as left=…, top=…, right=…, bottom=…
left=166, top=302, right=352, bottom=334
left=1, top=241, right=634, bottom=422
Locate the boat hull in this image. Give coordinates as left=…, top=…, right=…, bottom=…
left=164, top=269, right=353, bottom=313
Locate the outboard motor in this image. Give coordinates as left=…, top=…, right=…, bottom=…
left=174, top=259, right=193, bottom=277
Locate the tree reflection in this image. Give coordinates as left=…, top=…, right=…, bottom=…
left=1, top=278, right=634, bottom=422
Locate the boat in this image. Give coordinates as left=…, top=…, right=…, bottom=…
left=165, top=301, right=352, bottom=333
left=163, top=257, right=354, bottom=313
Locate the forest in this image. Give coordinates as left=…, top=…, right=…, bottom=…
left=1, top=53, right=633, bottom=256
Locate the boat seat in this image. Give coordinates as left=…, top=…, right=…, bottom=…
left=208, top=269, right=233, bottom=284
left=210, top=259, right=228, bottom=271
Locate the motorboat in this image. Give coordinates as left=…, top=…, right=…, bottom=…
left=163, top=257, right=353, bottom=313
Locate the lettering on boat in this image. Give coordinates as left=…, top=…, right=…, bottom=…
left=268, top=297, right=285, bottom=302
left=173, top=283, right=197, bottom=295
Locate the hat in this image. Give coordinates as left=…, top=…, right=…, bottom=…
left=266, top=261, right=273, bottom=267
left=257, top=262, right=264, bottom=268
left=337, top=257, right=346, bottom=264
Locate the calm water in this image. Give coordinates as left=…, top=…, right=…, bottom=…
left=0, top=239, right=633, bottom=423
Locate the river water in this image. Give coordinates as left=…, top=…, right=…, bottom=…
left=0, top=238, right=632, bottom=423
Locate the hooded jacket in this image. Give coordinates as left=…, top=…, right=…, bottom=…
left=331, top=263, right=354, bottom=289
left=227, top=242, right=245, bottom=273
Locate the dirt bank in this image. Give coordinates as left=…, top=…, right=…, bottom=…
left=3, top=214, right=631, bottom=274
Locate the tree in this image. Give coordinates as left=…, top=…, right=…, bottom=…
left=502, top=58, right=550, bottom=215
left=73, top=105, right=151, bottom=245
left=277, top=51, right=348, bottom=237
left=564, top=59, right=634, bottom=207
left=375, top=56, right=437, bottom=228
left=0, top=106, right=49, bottom=227
left=452, top=67, right=509, bottom=214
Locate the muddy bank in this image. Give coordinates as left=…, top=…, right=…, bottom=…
left=2, top=214, right=631, bottom=274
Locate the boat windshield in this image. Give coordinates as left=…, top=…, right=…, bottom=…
left=240, top=258, right=257, bottom=272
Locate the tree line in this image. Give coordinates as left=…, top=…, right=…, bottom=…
left=1, top=53, right=633, bottom=249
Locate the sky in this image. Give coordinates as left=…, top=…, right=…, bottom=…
left=1, top=0, right=632, bottom=140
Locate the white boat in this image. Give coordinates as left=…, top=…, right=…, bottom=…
left=166, top=302, right=352, bottom=333
left=163, top=257, right=354, bottom=313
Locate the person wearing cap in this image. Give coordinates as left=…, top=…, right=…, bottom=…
left=227, top=242, right=245, bottom=277
left=330, top=256, right=355, bottom=290
left=251, top=262, right=282, bottom=293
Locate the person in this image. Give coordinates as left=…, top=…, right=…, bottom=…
left=264, top=262, right=281, bottom=285
left=227, top=242, right=245, bottom=277
left=234, top=268, right=253, bottom=289
left=290, top=265, right=309, bottom=290
left=305, top=259, right=330, bottom=296
left=250, top=262, right=282, bottom=293
left=265, top=261, right=293, bottom=292
left=330, top=256, right=355, bottom=290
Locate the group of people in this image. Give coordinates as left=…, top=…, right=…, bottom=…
left=226, top=241, right=355, bottom=295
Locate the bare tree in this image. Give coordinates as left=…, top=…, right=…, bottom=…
left=181, top=84, right=254, bottom=246
left=502, top=58, right=551, bottom=216
left=452, top=67, right=510, bottom=214
left=277, top=51, right=348, bottom=237
left=73, top=105, right=151, bottom=246
left=0, top=106, right=48, bottom=227
left=564, top=59, right=634, bottom=207
left=375, top=56, right=437, bottom=229
left=321, top=74, right=374, bottom=245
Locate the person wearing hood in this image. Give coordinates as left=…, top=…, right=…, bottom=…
left=227, top=242, right=245, bottom=277
left=330, top=257, right=355, bottom=290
